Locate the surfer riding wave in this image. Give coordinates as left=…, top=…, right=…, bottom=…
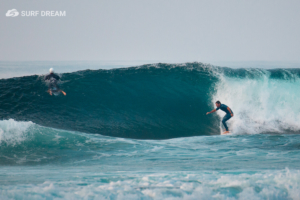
left=206, top=101, right=233, bottom=134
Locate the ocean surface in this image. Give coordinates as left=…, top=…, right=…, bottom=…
left=0, top=61, right=300, bottom=199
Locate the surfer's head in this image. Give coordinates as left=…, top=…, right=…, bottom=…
left=49, top=68, right=54, bottom=73
left=215, top=101, right=221, bottom=107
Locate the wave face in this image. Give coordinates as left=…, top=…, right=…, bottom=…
left=1, top=62, right=300, bottom=138
left=0, top=63, right=219, bottom=139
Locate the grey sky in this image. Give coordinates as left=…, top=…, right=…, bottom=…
left=1, top=0, right=300, bottom=62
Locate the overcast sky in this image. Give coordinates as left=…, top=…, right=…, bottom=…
left=1, top=0, right=300, bottom=63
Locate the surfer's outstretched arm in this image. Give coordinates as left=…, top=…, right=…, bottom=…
left=206, top=109, right=216, bottom=115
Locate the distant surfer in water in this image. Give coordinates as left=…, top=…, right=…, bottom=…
left=44, top=68, right=66, bottom=96
left=206, top=101, right=233, bottom=134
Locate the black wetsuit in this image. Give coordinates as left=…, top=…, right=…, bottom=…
left=216, top=104, right=234, bottom=131
left=44, top=73, right=60, bottom=90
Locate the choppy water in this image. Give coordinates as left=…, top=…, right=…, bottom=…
left=0, top=62, right=300, bottom=199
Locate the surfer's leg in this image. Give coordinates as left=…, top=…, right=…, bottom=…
left=60, top=90, right=66, bottom=96
left=222, top=114, right=231, bottom=131
left=47, top=89, right=52, bottom=95
left=54, top=84, right=66, bottom=95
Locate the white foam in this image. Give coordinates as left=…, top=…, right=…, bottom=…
left=213, top=69, right=300, bottom=134
left=0, top=119, right=33, bottom=146
left=1, top=169, right=299, bottom=199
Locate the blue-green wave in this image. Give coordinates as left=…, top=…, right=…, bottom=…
left=1, top=62, right=300, bottom=139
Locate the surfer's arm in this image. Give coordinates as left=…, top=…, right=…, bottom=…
left=206, top=109, right=216, bottom=115
left=227, top=107, right=233, bottom=116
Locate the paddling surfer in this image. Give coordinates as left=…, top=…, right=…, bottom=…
left=44, top=68, right=66, bottom=96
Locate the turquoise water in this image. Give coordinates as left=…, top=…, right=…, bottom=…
left=0, top=62, right=300, bottom=199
